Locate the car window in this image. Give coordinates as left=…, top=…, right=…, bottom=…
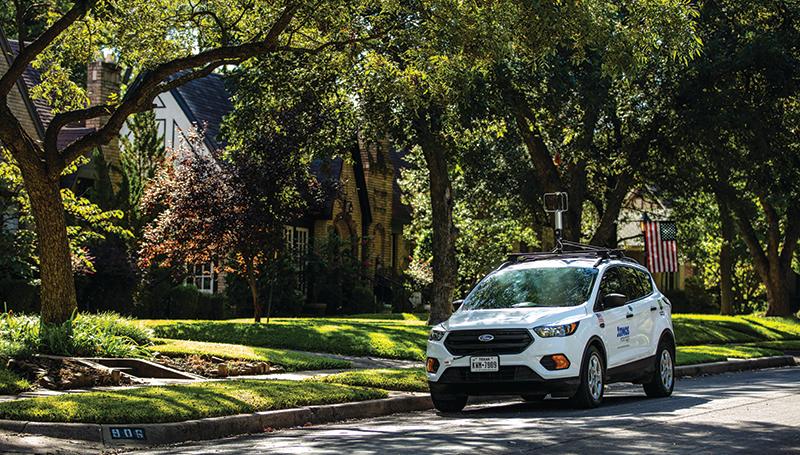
left=636, top=269, right=654, bottom=297
left=598, top=268, right=626, bottom=307
left=462, top=266, right=598, bottom=310
left=621, top=267, right=647, bottom=301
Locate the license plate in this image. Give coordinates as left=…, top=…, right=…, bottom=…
left=470, top=356, right=499, bottom=372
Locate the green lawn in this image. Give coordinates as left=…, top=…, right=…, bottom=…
left=315, top=368, right=428, bottom=392
left=0, top=367, right=30, bottom=395
left=672, top=315, right=800, bottom=345
left=145, top=314, right=800, bottom=362
left=151, top=339, right=350, bottom=371
left=145, top=317, right=429, bottom=360
left=0, top=380, right=386, bottom=424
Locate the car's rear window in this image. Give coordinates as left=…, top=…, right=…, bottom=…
left=462, top=266, right=598, bottom=310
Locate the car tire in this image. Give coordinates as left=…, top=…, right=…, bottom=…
left=643, top=341, right=675, bottom=398
left=570, top=345, right=605, bottom=409
left=521, top=394, right=547, bottom=402
left=431, top=392, right=468, bottom=412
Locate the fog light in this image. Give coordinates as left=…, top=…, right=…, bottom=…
left=541, top=354, right=571, bottom=370
left=426, top=357, right=440, bottom=373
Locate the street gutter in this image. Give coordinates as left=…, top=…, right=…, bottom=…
left=0, top=355, right=796, bottom=448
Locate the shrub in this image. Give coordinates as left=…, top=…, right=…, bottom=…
left=0, top=312, right=152, bottom=359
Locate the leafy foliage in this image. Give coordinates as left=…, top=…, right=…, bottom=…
left=0, top=379, right=386, bottom=424
left=0, top=311, right=152, bottom=358
left=139, top=128, right=309, bottom=321
left=119, top=110, right=166, bottom=231
left=0, top=149, right=131, bottom=281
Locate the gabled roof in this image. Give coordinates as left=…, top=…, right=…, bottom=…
left=6, top=39, right=53, bottom=130
left=170, top=73, right=233, bottom=151
left=1, top=35, right=94, bottom=151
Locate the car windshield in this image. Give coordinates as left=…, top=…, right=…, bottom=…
left=461, top=266, right=598, bottom=310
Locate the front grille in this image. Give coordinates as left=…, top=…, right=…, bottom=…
left=443, top=329, right=533, bottom=355
left=438, top=366, right=541, bottom=383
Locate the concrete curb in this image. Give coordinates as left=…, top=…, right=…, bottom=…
left=0, top=355, right=795, bottom=447
left=0, top=394, right=433, bottom=447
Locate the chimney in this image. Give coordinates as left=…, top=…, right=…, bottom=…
left=86, top=59, right=122, bottom=187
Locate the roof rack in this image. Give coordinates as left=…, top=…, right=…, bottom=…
left=502, top=240, right=639, bottom=269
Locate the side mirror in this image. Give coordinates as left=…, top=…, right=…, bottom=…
left=452, top=300, right=464, bottom=312
left=602, top=293, right=628, bottom=309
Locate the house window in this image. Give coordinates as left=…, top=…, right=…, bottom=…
left=284, top=226, right=310, bottom=294
left=187, top=262, right=215, bottom=294
left=294, top=227, right=309, bottom=259
left=284, top=225, right=294, bottom=249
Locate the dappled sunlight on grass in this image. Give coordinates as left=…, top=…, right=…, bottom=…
left=149, top=317, right=430, bottom=360
left=315, top=368, right=428, bottom=392
left=146, top=314, right=800, bottom=362
left=0, top=367, right=30, bottom=395
left=0, top=380, right=387, bottom=424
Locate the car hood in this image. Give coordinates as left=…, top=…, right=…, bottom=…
left=443, top=306, right=586, bottom=331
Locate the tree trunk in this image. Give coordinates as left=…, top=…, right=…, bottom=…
left=717, top=195, right=735, bottom=316
left=265, top=275, right=274, bottom=324
left=24, top=168, right=77, bottom=325
left=414, top=112, right=457, bottom=326
left=245, top=258, right=261, bottom=323
left=764, top=266, right=793, bottom=317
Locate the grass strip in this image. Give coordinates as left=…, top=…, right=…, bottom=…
left=0, top=367, right=31, bottom=395
left=315, top=368, right=428, bottom=392
left=146, top=318, right=429, bottom=361
left=0, top=380, right=386, bottom=424
left=672, top=315, right=800, bottom=345
left=144, top=315, right=800, bottom=361
left=150, top=339, right=350, bottom=371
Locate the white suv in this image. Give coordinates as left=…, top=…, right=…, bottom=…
left=426, top=251, right=675, bottom=412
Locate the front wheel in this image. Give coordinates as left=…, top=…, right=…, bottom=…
left=643, top=342, right=675, bottom=398
left=570, top=345, right=605, bottom=408
left=431, top=391, right=468, bottom=413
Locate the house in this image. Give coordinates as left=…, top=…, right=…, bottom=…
left=0, top=30, right=120, bottom=192
left=616, top=187, right=693, bottom=292
left=116, top=69, right=413, bottom=298
left=2, top=26, right=413, bottom=309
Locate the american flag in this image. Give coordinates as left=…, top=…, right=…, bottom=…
left=644, top=221, right=678, bottom=273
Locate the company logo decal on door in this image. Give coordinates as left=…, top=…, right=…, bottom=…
left=617, top=325, right=630, bottom=346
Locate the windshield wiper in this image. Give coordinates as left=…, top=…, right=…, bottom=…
left=511, top=302, right=543, bottom=308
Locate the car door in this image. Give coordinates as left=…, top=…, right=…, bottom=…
left=631, top=268, right=660, bottom=359
left=595, top=267, right=636, bottom=368
left=620, top=267, right=653, bottom=362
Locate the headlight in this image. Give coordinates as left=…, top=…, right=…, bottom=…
left=429, top=329, right=446, bottom=341
left=534, top=322, right=579, bottom=338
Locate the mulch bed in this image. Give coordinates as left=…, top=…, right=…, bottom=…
left=154, top=354, right=284, bottom=378
left=7, top=357, right=134, bottom=390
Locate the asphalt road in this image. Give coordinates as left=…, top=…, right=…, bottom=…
left=140, top=366, right=800, bottom=455
left=1, top=367, right=798, bottom=454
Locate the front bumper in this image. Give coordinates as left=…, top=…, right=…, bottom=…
left=429, top=365, right=580, bottom=397
left=426, top=327, right=587, bottom=396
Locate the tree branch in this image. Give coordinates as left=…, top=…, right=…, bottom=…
left=758, top=195, right=781, bottom=266
left=44, top=103, right=114, bottom=155
left=56, top=3, right=301, bottom=171
left=495, top=70, right=562, bottom=193
left=0, top=0, right=95, bottom=98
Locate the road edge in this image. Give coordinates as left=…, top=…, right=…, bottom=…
left=0, top=355, right=795, bottom=447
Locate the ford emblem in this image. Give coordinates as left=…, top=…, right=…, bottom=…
left=478, top=334, right=495, bottom=342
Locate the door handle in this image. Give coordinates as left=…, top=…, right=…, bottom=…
left=626, top=313, right=634, bottom=319
left=650, top=306, right=657, bottom=311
